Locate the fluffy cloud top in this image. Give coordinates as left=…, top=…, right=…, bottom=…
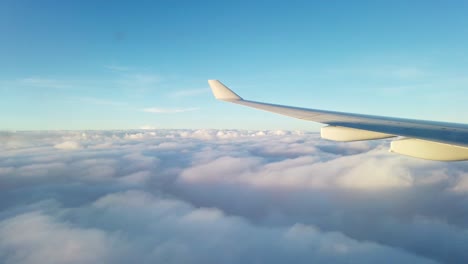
left=1, top=129, right=467, bottom=263
left=54, top=141, right=82, bottom=150
left=0, top=212, right=115, bottom=264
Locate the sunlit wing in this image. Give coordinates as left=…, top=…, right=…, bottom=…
left=208, top=80, right=468, bottom=161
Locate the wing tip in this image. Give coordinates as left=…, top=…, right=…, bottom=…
left=208, top=80, right=242, bottom=101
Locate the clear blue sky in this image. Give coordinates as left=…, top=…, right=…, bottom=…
left=1, top=0, right=468, bottom=130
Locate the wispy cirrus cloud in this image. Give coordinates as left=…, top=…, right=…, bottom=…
left=143, top=107, right=199, bottom=113
left=113, top=73, right=162, bottom=93
left=78, top=97, right=128, bottom=106
left=390, top=67, right=426, bottom=79
left=105, top=65, right=131, bottom=72
left=169, top=88, right=209, bottom=97
left=125, top=73, right=161, bottom=85
left=17, top=77, right=71, bottom=89
left=104, top=65, right=160, bottom=87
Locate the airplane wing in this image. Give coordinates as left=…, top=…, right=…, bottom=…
left=208, top=80, right=468, bottom=161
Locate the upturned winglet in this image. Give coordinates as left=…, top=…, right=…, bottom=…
left=208, top=80, right=243, bottom=101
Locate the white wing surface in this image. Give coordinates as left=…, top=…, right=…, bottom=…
left=208, top=80, right=468, bottom=161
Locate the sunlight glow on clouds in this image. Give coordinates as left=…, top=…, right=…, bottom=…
left=1, top=130, right=467, bottom=263
left=54, top=141, right=82, bottom=150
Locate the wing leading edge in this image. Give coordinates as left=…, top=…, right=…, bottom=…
left=208, top=80, right=468, bottom=161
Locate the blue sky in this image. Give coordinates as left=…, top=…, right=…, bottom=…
left=1, top=0, right=468, bottom=130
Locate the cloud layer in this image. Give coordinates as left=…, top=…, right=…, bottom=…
left=1, top=130, right=467, bottom=263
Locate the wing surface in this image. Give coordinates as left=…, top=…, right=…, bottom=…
left=208, top=80, right=468, bottom=151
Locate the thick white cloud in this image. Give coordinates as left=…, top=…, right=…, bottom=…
left=54, top=141, right=82, bottom=150
left=0, top=130, right=467, bottom=263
